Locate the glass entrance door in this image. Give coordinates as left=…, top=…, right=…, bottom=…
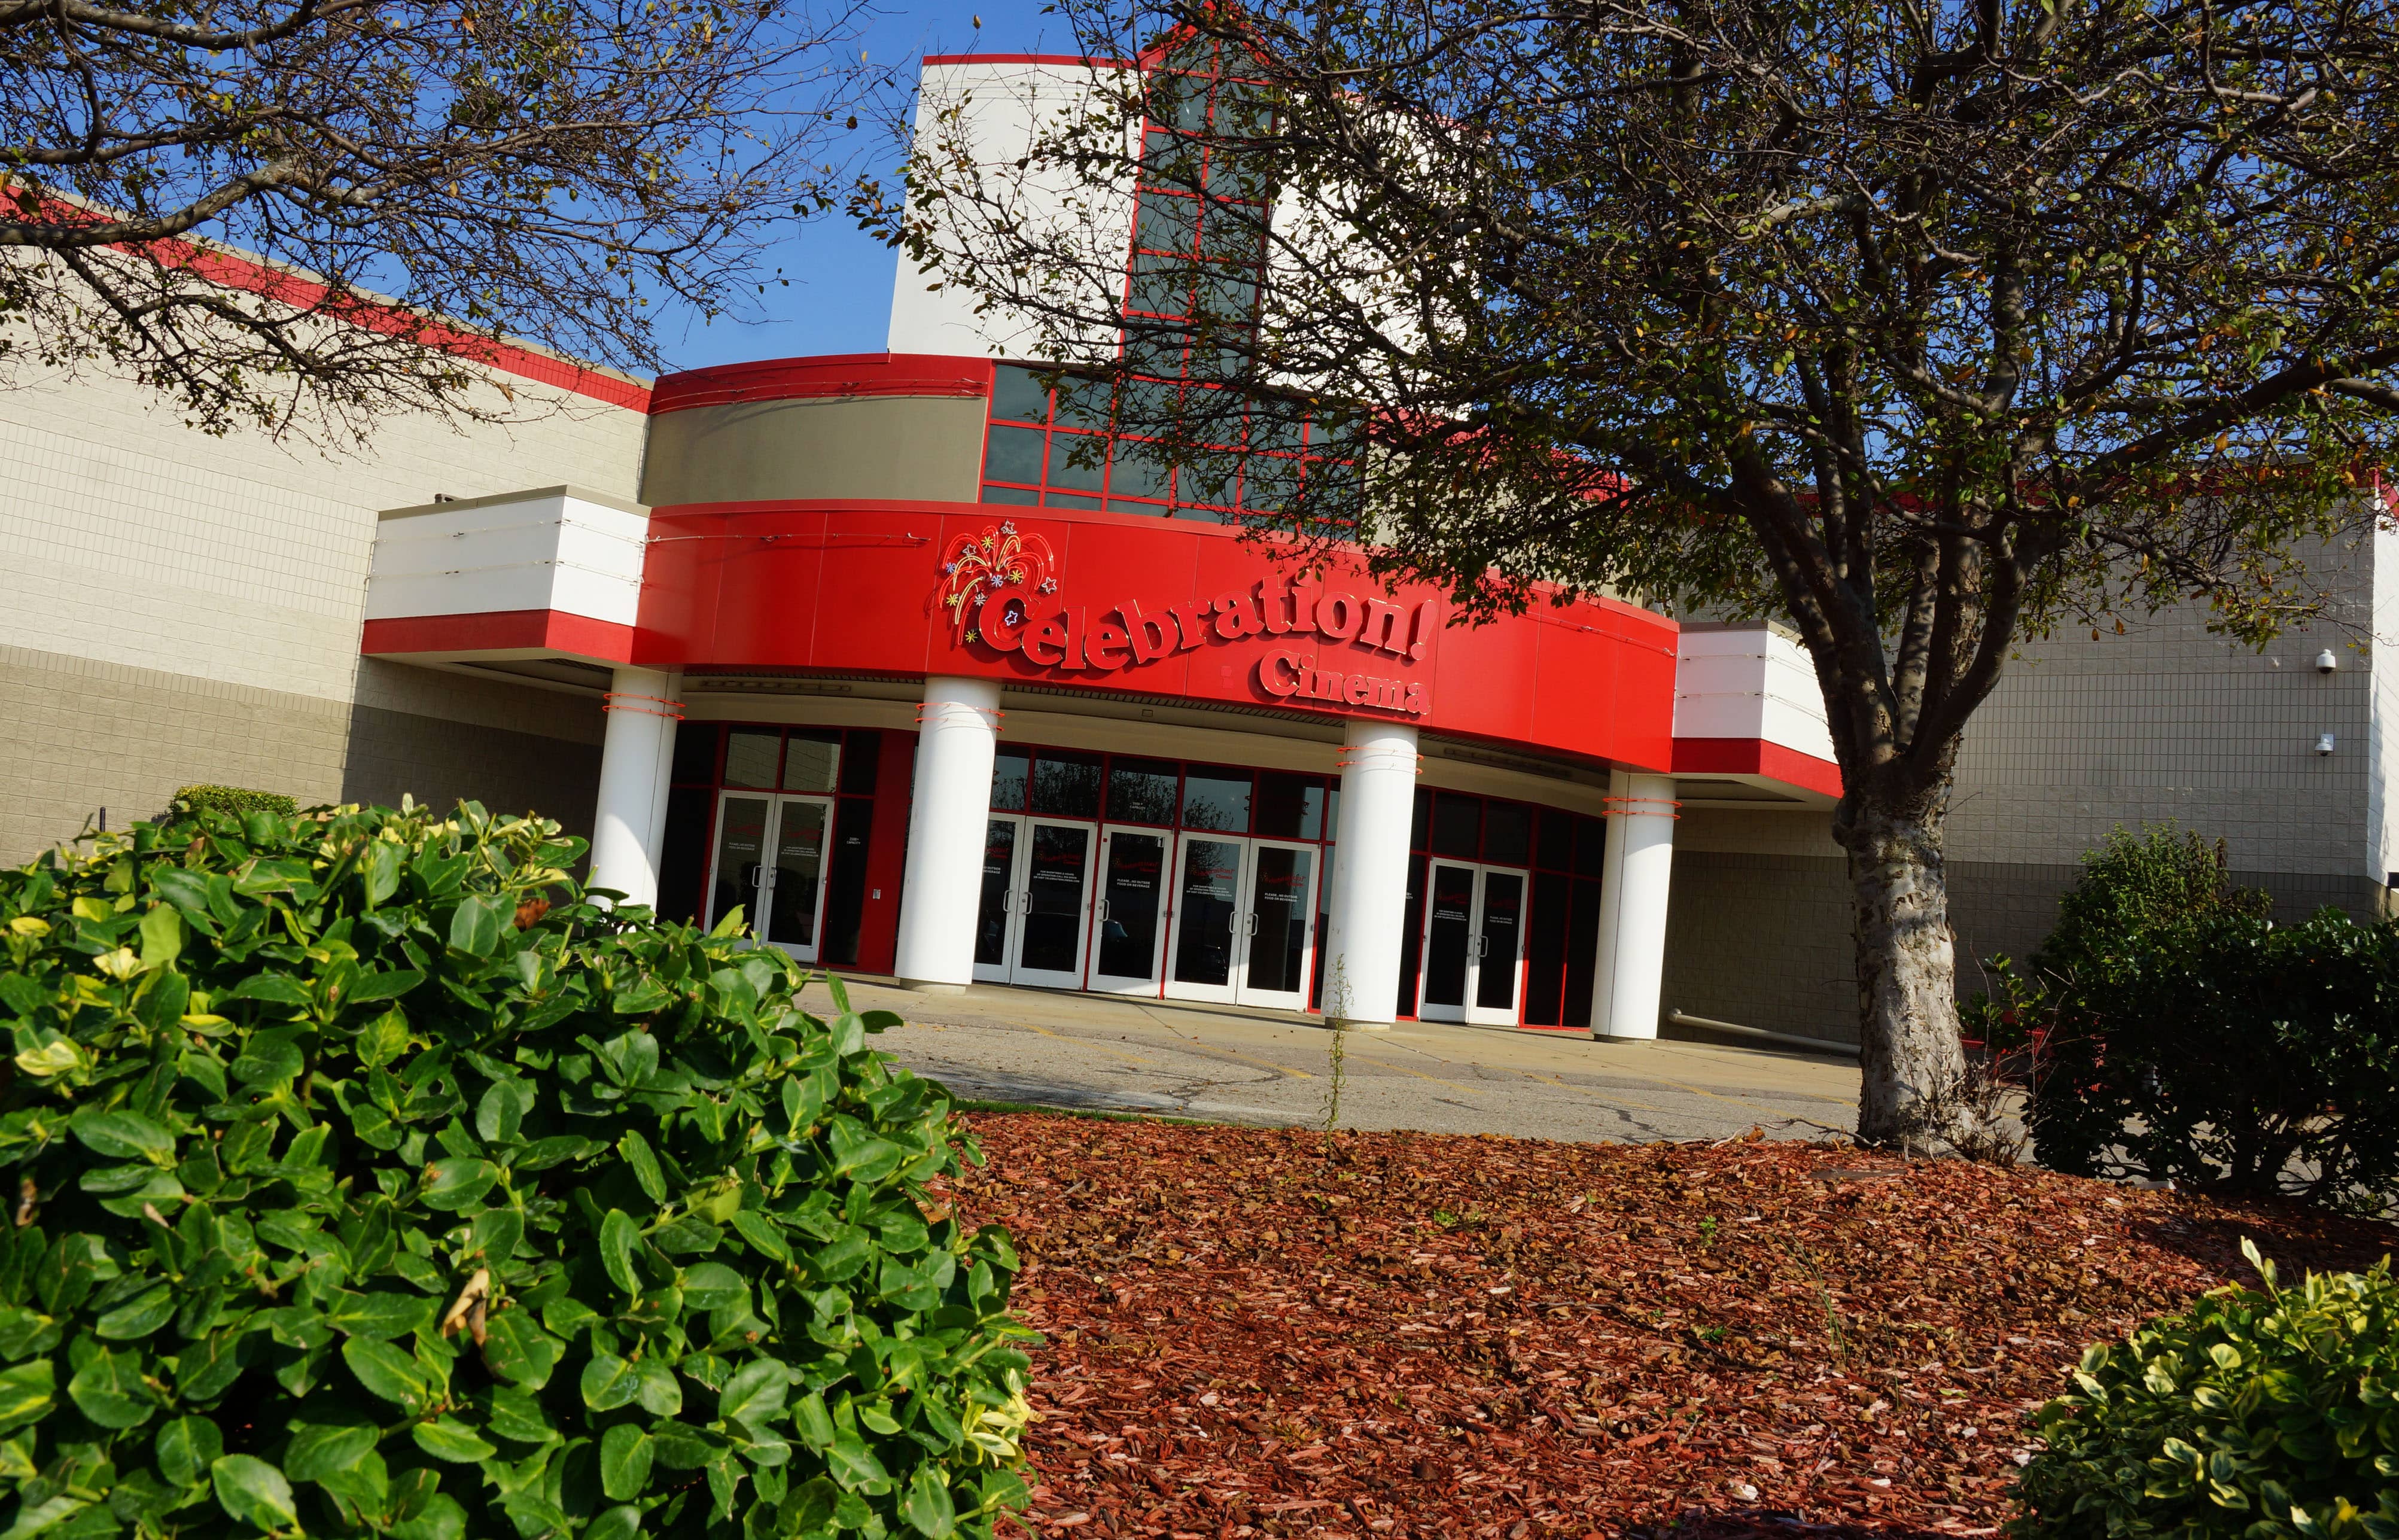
left=1164, top=836, right=1320, bottom=1009
left=1466, top=869, right=1525, bottom=1025
left=707, top=792, right=835, bottom=961
left=1239, top=841, right=1317, bottom=1011
left=1416, top=862, right=1527, bottom=1025
left=1088, top=828, right=1171, bottom=994
left=971, top=815, right=1098, bottom=988
left=1165, top=835, right=1246, bottom=1004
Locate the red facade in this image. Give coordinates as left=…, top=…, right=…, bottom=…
left=634, top=500, right=1681, bottom=771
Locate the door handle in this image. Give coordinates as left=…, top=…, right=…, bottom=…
left=1097, top=900, right=1111, bottom=922
left=1245, top=912, right=1259, bottom=936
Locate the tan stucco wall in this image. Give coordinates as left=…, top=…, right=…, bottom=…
left=639, top=396, right=988, bottom=507
left=0, top=353, right=644, bottom=862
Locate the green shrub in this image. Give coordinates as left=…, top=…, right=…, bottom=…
left=0, top=799, right=1032, bottom=1540
left=2020, top=903, right=2399, bottom=1209
left=2029, top=826, right=2267, bottom=990
left=2012, top=1240, right=2399, bottom=1540
left=1966, top=826, right=2399, bottom=1209
left=170, top=786, right=300, bottom=820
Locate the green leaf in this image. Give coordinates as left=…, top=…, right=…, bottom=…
left=582, top=1353, right=642, bottom=1412
left=680, top=1262, right=746, bottom=1311
left=412, top=1416, right=497, bottom=1463
left=470, top=1206, right=524, bottom=1264
left=793, top=1392, right=836, bottom=1450
left=478, top=1308, right=562, bottom=1389
left=601, top=1210, right=641, bottom=1294
left=350, top=967, right=424, bottom=1003
left=634, top=1358, right=683, bottom=1417
left=716, top=1359, right=787, bottom=1427
left=476, top=1078, right=534, bottom=1145
left=0, top=1498, right=89, bottom=1540
left=176, top=1327, right=252, bottom=1401
left=140, top=903, right=185, bottom=968
left=231, top=1030, right=306, bottom=1087
left=901, top=1467, right=958, bottom=1539
left=485, top=1385, right=558, bottom=1444
left=600, top=1423, right=654, bottom=1502
left=619, top=1130, right=667, bottom=1205
left=823, top=1428, right=890, bottom=1492
left=449, top=894, right=509, bottom=957
left=389, top=1493, right=466, bottom=1540
left=364, top=839, right=402, bottom=905
left=95, top=1282, right=177, bottom=1339
left=325, top=1288, right=437, bottom=1340
left=0, top=1360, right=53, bottom=1434
left=157, top=1415, right=224, bottom=1487
left=359, top=1008, right=412, bottom=1067
left=343, top=1336, right=431, bottom=1410
left=67, top=1344, right=154, bottom=1428
left=513, top=1135, right=601, bottom=1172
left=650, top=1420, right=727, bottom=1471
left=421, top=1156, right=500, bottom=1211
left=224, top=974, right=310, bottom=1009
left=211, top=1454, right=299, bottom=1530
left=284, top=1419, right=378, bottom=1483
left=584, top=1506, right=641, bottom=1540
left=69, top=1109, right=176, bottom=1165
left=825, top=1116, right=906, bottom=1183
left=729, top=1210, right=789, bottom=1262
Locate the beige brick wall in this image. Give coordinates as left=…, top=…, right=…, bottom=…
left=0, top=356, right=643, bottom=862
left=1948, top=534, right=2376, bottom=879
left=0, top=646, right=605, bottom=861
left=1667, top=541, right=2392, bottom=1042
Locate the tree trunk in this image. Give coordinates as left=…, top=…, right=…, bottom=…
left=1840, top=793, right=1975, bottom=1148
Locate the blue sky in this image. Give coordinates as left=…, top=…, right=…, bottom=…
left=655, top=0, right=1074, bottom=373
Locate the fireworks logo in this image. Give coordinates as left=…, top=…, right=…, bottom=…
left=937, top=521, right=1059, bottom=644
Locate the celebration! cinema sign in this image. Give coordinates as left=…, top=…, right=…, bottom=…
left=935, top=522, right=1437, bottom=717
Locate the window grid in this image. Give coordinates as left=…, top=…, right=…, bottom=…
left=987, top=744, right=1335, bottom=847
left=977, top=45, right=1359, bottom=525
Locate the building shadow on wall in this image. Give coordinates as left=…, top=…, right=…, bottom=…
left=338, top=695, right=604, bottom=848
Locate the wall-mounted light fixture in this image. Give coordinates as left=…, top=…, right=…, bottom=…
left=2318, top=732, right=2338, bottom=755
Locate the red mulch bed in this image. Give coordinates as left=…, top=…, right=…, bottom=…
left=934, top=1114, right=2399, bottom=1540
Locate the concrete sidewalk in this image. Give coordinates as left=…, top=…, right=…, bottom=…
left=810, top=976, right=1862, bottom=1143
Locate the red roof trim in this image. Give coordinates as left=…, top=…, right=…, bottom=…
left=649, top=353, right=996, bottom=415
left=147, top=236, right=649, bottom=413
left=361, top=610, right=635, bottom=663
left=7, top=191, right=650, bottom=411
left=1673, top=737, right=1844, bottom=799
left=921, top=51, right=1136, bottom=68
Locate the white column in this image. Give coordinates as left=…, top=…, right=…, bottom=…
left=1322, top=722, right=1420, bottom=1029
left=589, top=665, right=683, bottom=908
left=893, top=675, right=1002, bottom=992
left=1590, top=771, right=1678, bottom=1040
left=641, top=668, right=683, bottom=874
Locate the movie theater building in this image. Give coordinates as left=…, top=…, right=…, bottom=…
left=7, top=48, right=2386, bottom=1052
left=355, top=338, right=1841, bottom=1034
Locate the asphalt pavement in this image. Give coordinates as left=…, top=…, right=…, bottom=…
left=812, top=976, right=1864, bottom=1143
